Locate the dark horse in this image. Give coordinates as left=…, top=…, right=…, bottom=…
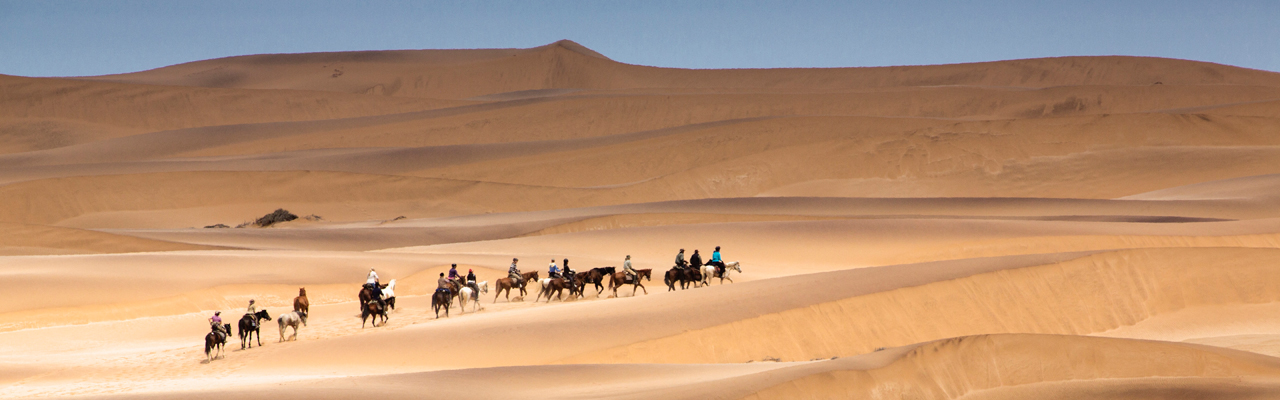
left=432, top=288, right=452, bottom=318
left=238, top=310, right=271, bottom=349
left=362, top=299, right=387, bottom=328
left=664, top=267, right=702, bottom=291
left=609, top=269, right=651, bottom=298
left=204, top=323, right=231, bottom=362
left=493, top=271, right=539, bottom=303
left=579, top=267, right=615, bottom=296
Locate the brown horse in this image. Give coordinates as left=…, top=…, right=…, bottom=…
left=665, top=267, right=702, bottom=291
left=432, top=288, right=453, bottom=318
left=361, top=300, right=386, bottom=328
left=580, top=267, right=615, bottom=296
left=293, top=287, right=309, bottom=315
left=204, top=323, right=231, bottom=362
left=536, top=278, right=573, bottom=302
left=493, top=271, right=539, bottom=303
left=609, top=269, right=651, bottom=297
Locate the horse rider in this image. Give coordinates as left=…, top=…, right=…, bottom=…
left=562, top=258, right=574, bottom=287
left=690, top=249, right=703, bottom=271
left=466, top=268, right=479, bottom=293
left=709, top=246, right=726, bottom=277
left=548, top=259, right=561, bottom=279
left=245, top=299, right=257, bottom=319
left=365, top=268, right=385, bottom=308
left=509, top=258, right=523, bottom=287
left=448, top=264, right=462, bottom=283
left=674, top=249, right=688, bottom=270
left=209, top=311, right=227, bottom=335
left=437, top=272, right=452, bottom=295
left=623, top=255, right=637, bottom=282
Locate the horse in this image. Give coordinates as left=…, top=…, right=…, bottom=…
left=580, top=267, right=615, bottom=296
left=358, top=281, right=389, bottom=312
left=432, top=288, right=453, bottom=318
left=665, top=267, right=701, bottom=291
left=278, top=311, right=307, bottom=342
left=362, top=299, right=387, bottom=328
left=536, top=278, right=574, bottom=302
left=701, top=261, right=742, bottom=285
left=381, top=279, right=397, bottom=310
left=293, top=287, right=309, bottom=315
left=238, top=310, right=271, bottom=349
left=493, top=271, right=539, bottom=303
left=458, top=281, right=487, bottom=314
left=608, top=269, right=651, bottom=298
left=204, top=324, right=231, bottom=362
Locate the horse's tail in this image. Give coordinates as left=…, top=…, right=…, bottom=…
left=204, top=334, right=212, bottom=356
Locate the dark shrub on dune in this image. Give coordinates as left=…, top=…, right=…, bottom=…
left=254, top=209, right=298, bottom=227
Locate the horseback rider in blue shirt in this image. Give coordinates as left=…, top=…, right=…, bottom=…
left=548, top=259, right=561, bottom=279
left=709, top=246, right=726, bottom=277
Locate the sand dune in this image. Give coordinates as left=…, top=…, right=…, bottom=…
left=4, top=41, right=1280, bottom=398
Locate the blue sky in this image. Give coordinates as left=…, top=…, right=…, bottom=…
left=2, top=0, right=1277, bottom=77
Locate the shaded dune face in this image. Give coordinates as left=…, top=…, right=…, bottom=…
left=4, top=41, right=1280, bottom=399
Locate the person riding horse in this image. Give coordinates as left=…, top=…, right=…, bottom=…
left=508, top=258, right=523, bottom=287
left=623, top=255, right=637, bottom=283
left=245, top=299, right=257, bottom=318
left=364, top=268, right=386, bottom=309
left=708, top=246, right=726, bottom=277
left=690, top=249, right=703, bottom=271
left=548, top=259, right=561, bottom=279
left=209, top=311, right=227, bottom=335
left=466, top=268, right=479, bottom=293
left=674, top=249, right=688, bottom=270
left=437, top=272, right=452, bottom=297
left=561, top=258, right=574, bottom=288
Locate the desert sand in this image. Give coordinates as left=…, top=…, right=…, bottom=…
left=3, top=40, right=1280, bottom=398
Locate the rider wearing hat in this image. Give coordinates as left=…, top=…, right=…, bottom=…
left=623, top=255, right=637, bottom=282
left=209, top=311, right=227, bottom=335
left=509, top=258, right=523, bottom=287
left=245, top=299, right=257, bottom=317
left=465, top=268, right=479, bottom=293
left=674, top=249, right=688, bottom=270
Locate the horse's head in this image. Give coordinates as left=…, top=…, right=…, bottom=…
left=299, top=287, right=306, bottom=296
left=730, top=262, right=742, bottom=272
left=641, top=269, right=652, bottom=280
left=298, top=311, right=308, bottom=325
left=387, top=279, right=396, bottom=289
left=257, top=309, right=271, bottom=321
left=479, top=281, right=489, bottom=293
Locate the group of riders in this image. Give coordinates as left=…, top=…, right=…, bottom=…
left=504, top=245, right=728, bottom=288
left=207, top=298, right=258, bottom=337
left=205, top=246, right=729, bottom=335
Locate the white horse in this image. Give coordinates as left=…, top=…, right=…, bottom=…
left=458, top=281, right=488, bottom=314
left=277, top=311, right=307, bottom=342
left=381, top=279, right=397, bottom=310
left=701, top=261, right=741, bottom=286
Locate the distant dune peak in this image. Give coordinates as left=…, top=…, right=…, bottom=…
left=537, top=39, right=612, bottom=60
